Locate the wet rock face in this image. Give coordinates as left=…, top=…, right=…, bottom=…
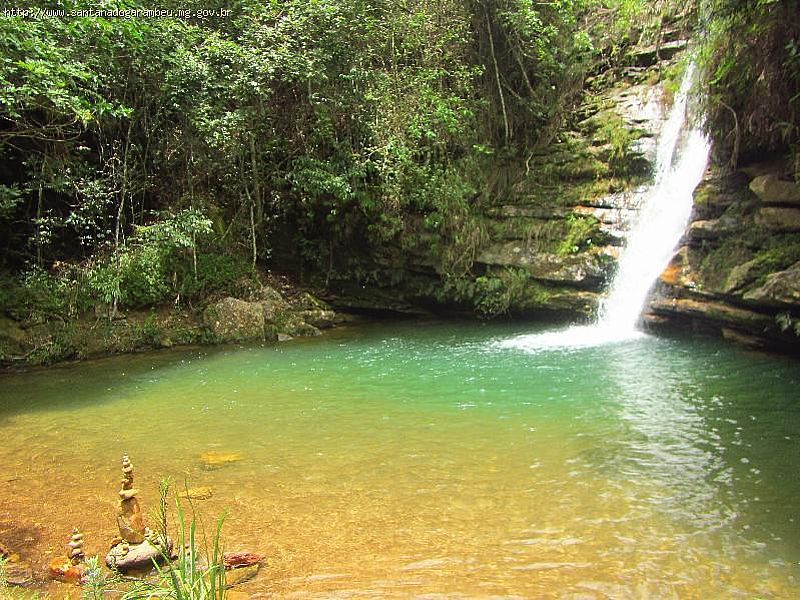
left=646, top=163, right=800, bottom=351
left=477, top=243, right=613, bottom=288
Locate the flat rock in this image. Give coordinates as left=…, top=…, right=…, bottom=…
left=755, top=207, right=800, bottom=232
left=742, top=261, right=800, bottom=307
left=179, top=486, right=214, bottom=500
left=277, top=333, right=293, bottom=342
left=649, top=297, right=772, bottom=328
left=721, top=327, right=770, bottom=349
left=297, top=309, right=337, bottom=329
left=286, top=321, right=322, bottom=337
left=687, top=218, right=737, bottom=241
left=749, top=174, right=800, bottom=205
left=200, top=451, right=243, bottom=469
left=476, top=243, right=613, bottom=288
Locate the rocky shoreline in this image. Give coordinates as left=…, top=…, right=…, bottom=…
left=0, top=276, right=361, bottom=370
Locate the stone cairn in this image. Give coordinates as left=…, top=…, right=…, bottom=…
left=105, top=454, right=172, bottom=572
left=48, top=529, right=87, bottom=584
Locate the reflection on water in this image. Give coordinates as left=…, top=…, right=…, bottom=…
left=1, top=321, right=799, bottom=597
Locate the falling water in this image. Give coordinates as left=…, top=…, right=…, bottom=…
left=499, top=63, right=711, bottom=351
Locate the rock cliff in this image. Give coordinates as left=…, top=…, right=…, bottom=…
left=646, top=159, right=800, bottom=350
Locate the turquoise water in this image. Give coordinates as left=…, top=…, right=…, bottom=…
left=1, top=320, right=799, bottom=597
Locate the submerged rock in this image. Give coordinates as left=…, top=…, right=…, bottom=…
left=225, top=563, right=260, bottom=587
left=2, top=558, right=33, bottom=586
left=179, top=486, right=214, bottom=501
left=223, top=551, right=263, bottom=569
left=199, top=451, right=244, bottom=469
left=223, top=551, right=264, bottom=588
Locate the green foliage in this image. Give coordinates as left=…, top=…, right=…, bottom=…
left=558, top=214, right=600, bottom=255
left=132, top=313, right=162, bottom=348
left=175, top=252, right=253, bottom=300
left=88, top=210, right=214, bottom=308
left=439, top=267, right=531, bottom=316
left=698, top=0, right=800, bottom=165
left=0, top=267, right=91, bottom=320
left=83, top=555, right=118, bottom=600
left=27, top=324, right=79, bottom=366
left=777, top=312, right=800, bottom=336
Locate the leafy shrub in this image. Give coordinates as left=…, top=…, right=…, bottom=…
left=172, top=252, right=253, bottom=300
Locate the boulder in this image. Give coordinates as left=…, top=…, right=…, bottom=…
left=287, top=321, right=322, bottom=337
left=258, top=287, right=290, bottom=322
left=293, top=292, right=331, bottom=311
left=722, top=259, right=761, bottom=294
left=204, top=298, right=265, bottom=342
left=742, top=261, right=800, bottom=307
left=749, top=174, right=800, bottom=205
left=658, top=247, right=695, bottom=288
left=754, top=207, right=800, bottom=232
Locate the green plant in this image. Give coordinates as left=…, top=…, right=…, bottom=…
left=132, top=314, right=163, bottom=348
left=777, top=312, right=800, bottom=336
left=122, top=481, right=227, bottom=600
left=558, top=214, right=599, bottom=255
left=83, top=555, right=119, bottom=600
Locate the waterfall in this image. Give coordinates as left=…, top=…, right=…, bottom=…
left=498, top=63, right=711, bottom=351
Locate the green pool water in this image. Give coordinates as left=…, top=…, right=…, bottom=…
left=1, top=320, right=799, bottom=597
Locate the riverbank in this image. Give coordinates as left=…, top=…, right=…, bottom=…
left=0, top=272, right=357, bottom=370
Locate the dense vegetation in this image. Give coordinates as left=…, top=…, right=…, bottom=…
left=698, top=0, right=800, bottom=170
left=0, top=0, right=797, bottom=328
